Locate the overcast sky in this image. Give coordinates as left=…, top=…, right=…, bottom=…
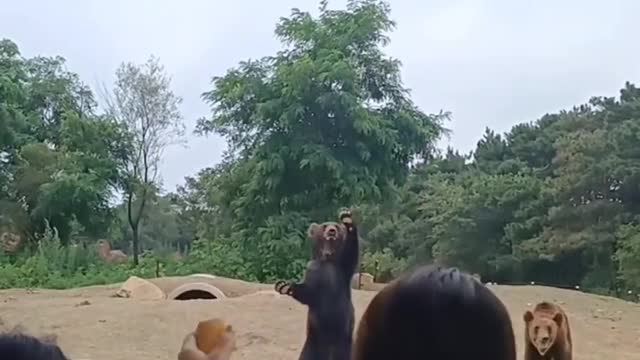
left=2, top=0, right=639, bottom=192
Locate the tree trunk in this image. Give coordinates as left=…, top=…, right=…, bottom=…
left=131, top=223, right=140, bottom=265
left=126, top=190, right=142, bottom=266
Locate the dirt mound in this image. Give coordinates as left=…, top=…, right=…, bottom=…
left=0, top=279, right=638, bottom=360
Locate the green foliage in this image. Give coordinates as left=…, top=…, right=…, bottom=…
left=186, top=237, right=258, bottom=281
left=197, top=0, right=445, bottom=218
left=423, top=172, right=545, bottom=279
left=0, top=222, right=119, bottom=289
left=0, top=222, right=254, bottom=289
left=191, top=0, right=445, bottom=282
left=361, top=248, right=407, bottom=282
left=615, top=224, right=640, bottom=291
left=0, top=39, right=131, bottom=246
left=359, top=81, right=640, bottom=297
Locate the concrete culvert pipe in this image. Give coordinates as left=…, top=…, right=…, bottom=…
left=167, top=282, right=227, bottom=301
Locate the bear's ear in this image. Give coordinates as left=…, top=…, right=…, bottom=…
left=307, top=223, right=324, bottom=238
left=552, top=312, right=563, bottom=326
left=523, top=310, right=534, bottom=323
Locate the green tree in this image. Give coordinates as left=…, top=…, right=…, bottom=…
left=1, top=39, right=129, bottom=247
left=103, top=55, right=184, bottom=265
left=110, top=192, right=194, bottom=255
left=194, top=0, right=446, bottom=280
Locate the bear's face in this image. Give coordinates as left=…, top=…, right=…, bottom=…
left=96, top=239, right=111, bottom=251
left=307, top=222, right=347, bottom=261
left=1, top=232, right=22, bottom=253
left=523, top=310, right=563, bottom=355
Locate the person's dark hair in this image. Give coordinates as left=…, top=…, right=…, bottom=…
left=0, top=332, right=68, bottom=360
left=353, top=265, right=517, bottom=360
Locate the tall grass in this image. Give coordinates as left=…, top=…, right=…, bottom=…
left=0, top=224, right=258, bottom=289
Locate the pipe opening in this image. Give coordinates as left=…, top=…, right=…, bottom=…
left=173, top=289, right=218, bottom=300
left=167, top=282, right=227, bottom=301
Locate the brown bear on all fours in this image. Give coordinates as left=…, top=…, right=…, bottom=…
left=523, top=301, right=573, bottom=360
left=274, top=209, right=359, bottom=360
left=352, top=265, right=517, bottom=360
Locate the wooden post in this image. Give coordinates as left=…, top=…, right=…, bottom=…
left=373, top=259, right=379, bottom=283
left=358, top=263, right=364, bottom=289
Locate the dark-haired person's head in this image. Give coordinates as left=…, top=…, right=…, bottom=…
left=0, top=333, right=68, bottom=360
left=353, top=265, right=517, bottom=360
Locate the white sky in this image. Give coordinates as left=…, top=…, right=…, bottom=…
left=2, top=0, right=639, bottom=191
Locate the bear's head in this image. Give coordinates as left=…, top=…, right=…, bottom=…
left=195, top=318, right=236, bottom=355
left=1, top=232, right=22, bottom=253
left=523, top=308, right=563, bottom=355
left=96, top=239, right=112, bottom=254
left=307, top=221, right=347, bottom=261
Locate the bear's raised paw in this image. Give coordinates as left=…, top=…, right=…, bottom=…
left=339, top=209, right=353, bottom=224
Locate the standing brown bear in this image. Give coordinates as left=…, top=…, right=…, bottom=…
left=523, top=301, right=572, bottom=360
left=274, top=209, right=359, bottom=360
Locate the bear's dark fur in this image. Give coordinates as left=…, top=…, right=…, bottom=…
left=274, top=209, right=359, bottom=360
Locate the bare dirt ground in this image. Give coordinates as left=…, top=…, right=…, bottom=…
left=1, top=278, right=639, bottom=360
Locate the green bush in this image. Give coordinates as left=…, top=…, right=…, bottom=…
left=0, top=225, right=260, bottom=289
left=361, top=248, right=408, bottom=282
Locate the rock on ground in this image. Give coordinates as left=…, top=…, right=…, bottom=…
left=114, top=276, right=166, bottom=300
